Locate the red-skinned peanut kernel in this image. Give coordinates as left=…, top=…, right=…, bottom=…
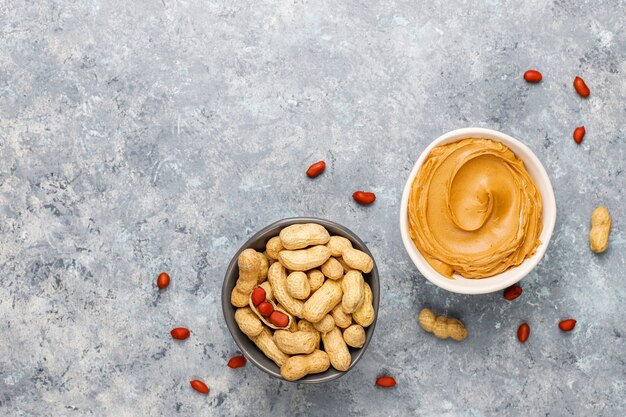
left=190, top=380, right=209, bottom=394
left=523, top=70, right=542, bottom=83
left=376, top=376, right=397, bottom=388
left=269, top=311, right=289, bottom=327
left=157, top=272, right=170, bottom=289
left=227, top=355, right=247, bottom=368
left=251, top=287, right=266, bottom=306
left=257, top=301, right=274, bottom=317
left=306, top=161, right=326, bottom=178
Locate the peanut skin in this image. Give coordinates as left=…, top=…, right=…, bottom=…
left=302, top=279, right=343, bottom=323
left=256, top=251, right=269, bottom=284
left=273, top=330, right=318, bottom=355
left=258, top=281, right=274, bottom=302
left=352, top=283, right=374, bottom=327
left=312, top=314, right=335, bottom=333
left=234, top=307, right=263, bottom=337
left=250, top=298, right=293, bottom=330
left=251, top=328, right=290, bottom=367
left=280, top=349, right=330, bottom=381
left=589, top=206, right=611, bottom=253
left=288, top=315, right=299, bottom=332
left=343, top=324, right=366, bottom=348
left=234, top=249, right=261, bottom=295
left=418, top=308, right=467, bottom=341
left=321, top=257, right=344, bottom=280
left=326, top=236, right=353, bottom=257
left=297, top=320, right=321, bottom=348
left=307, top=270, right=325, bottom=292
left=278, top=245, right=332, bottom=271
left=331, top=304, right=352, bottom=329
left=336, top=257, right=353, bottom=273
left=266, top=236, right=284, bottom=260
left=279, top=223, right=330, bottom=250
left=342, top=247, right=374, bottom=273
left=231, top=287, right=250, bottom=307
left=268, top=262, right=304, bottom=318
left=341, top=270, right=365, bottom=314
left=286, top=271, right=311, bottom=300
left=322, top=326, right=351, bottom=371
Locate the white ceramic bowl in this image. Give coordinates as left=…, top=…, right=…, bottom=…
left=400, top=128, right=557, bottom=294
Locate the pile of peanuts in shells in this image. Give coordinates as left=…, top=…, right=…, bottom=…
left=230, top=223, right=376, bottom=381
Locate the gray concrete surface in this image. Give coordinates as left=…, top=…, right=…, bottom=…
left=1, top=0, right=625, bottom=416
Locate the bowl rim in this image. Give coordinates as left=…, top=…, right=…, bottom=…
left=399, top=127, right=557, bottom=294
left=221, top=217, right=380, bottom=383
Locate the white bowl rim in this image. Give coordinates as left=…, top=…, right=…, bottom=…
left=399, top=127, right=557, bottom=294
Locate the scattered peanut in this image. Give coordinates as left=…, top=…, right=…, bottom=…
left=227, top=355, right=247, bottom=369
left=418, top=308, right=467, bottom=341
left=286, top=271, right=311, bottom=300
left=503, top=285, right=523, bottom=301
left=352, top=283, right=375, bottom=327
left=306, top=161, right=326, bottom=178
left=343, top=324, right=365, bottom=348
left=352, top=191, right=376, bottom=205
left=523, top=69, right=542, bottom=83
left=156, top=272, right=170, bottom=289
left=279, top=223, right=331, bottom=250
left=589, top=206, right=611, bottom=253
left=280, top=349, right=330, bottom=381
left=375, top=376, right=396, bottom=388
left=341, top=270, right=365, bottom=314
left=573, top=126, right=585, bottom=144
left=321, top=257, right=344, bottom=280
left=517, top=322, right=530, bottom=343
left=302, top=279, right=343, bottom=323
left=342, top=247, right=374, bottom=273
left=170, top=327, right=190, bottom=340
left=573, top=76, right=590, bottom=97
left=322, top=327, right=352, bottom=371
left=190, top=380, right=209, bottom=394
left=559, top=319, right=577, bottom=332
left=278, top=245, right=332, bottom=271
left=273, top=330, right=318, bottom=355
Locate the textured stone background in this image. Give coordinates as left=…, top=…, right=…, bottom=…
left=1, top=0, right=625, bottom=416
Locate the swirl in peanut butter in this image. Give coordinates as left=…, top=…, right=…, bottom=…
left=408, top=138, right=543, bottom=279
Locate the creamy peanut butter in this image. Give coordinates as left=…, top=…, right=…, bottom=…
left=408, top=138, right=543, bottom=279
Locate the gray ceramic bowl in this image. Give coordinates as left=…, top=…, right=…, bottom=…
left=221, top=217, right=380, bottom=383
